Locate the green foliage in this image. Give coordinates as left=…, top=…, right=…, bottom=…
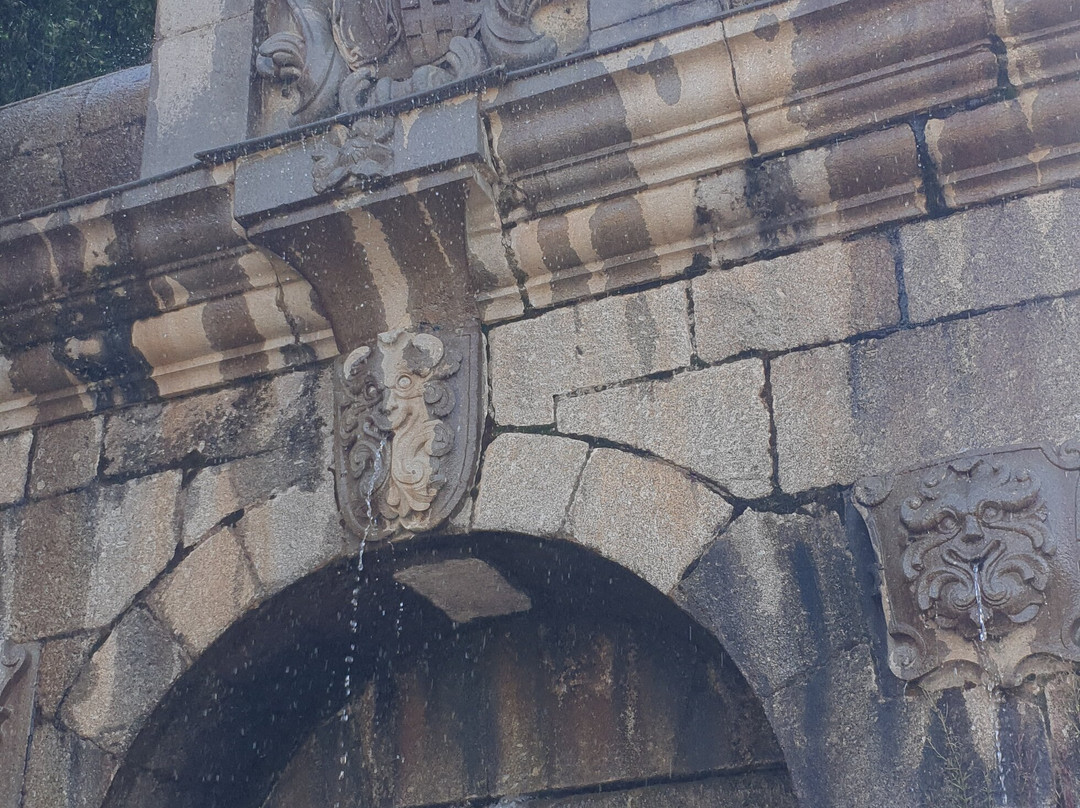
left=0, top=0, right=156, bottom=106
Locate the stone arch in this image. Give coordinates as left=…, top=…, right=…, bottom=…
left=99, top=527, right=797, bottom=808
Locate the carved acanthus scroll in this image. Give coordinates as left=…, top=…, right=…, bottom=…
left=855, top=441, right=1080, bottom=686
left=334, top=327, right=483, bottom=540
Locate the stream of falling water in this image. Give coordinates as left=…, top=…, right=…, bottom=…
left=972, top=563, right=1007, bottom=806
left=971, top=563, right=988, bottom=643
left=333, top=438, right=388, bottom=808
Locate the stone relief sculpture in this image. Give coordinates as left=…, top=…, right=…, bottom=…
left=334, top=327, right=483, bottom=540
left=257, top=0, right=557, bottom=191
left=855, top=441, right=1080, bottom=686
left=257, top=0, right=556, bottom=124
left=0, top=640, right=38, bottom=808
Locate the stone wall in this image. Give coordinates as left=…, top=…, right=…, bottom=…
left=2, top=0, right=1080, bottom=806
left=0, top=65, right=149, bottom=219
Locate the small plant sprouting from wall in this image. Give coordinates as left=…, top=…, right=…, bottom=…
left=922, top=698, right=997, bottom=808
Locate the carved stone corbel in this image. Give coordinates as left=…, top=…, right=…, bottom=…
left=334, top=326, right=483, bottom=540
left=855, top=440, right=1080, bottom=687
left=0, top=639, right=39, bottom=808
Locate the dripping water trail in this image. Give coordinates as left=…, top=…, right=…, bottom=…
left=971, top=562, right=988, bottom=643
left=334, top=437, right=388, bottom=808
left=972, top=561, right=1007, bottom=806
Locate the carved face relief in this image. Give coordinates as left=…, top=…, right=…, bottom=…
left=899, top=458, right=1052, bottom=635
left=855, top=442, right=1080, bottom=686
left=334, top=327, right=482, bottom=540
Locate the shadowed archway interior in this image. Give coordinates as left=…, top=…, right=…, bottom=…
left=103, top=533, right=795, bottom=808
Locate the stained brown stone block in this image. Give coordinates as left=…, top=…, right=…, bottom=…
left=148, top=529, right=261, bottom=655
left=991, top=0, right=1080, bottom=88
left=7, top=471, right=181, bottom=638
left=696, top=126, right=925, bottom=265
left=726, top=0, right=998, bottom=156
left=36, top=633, right=97, bottom=720
left=926, top=77, right=1080, bottom=209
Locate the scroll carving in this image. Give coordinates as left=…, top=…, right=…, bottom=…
left=855, top=442, right=1080, bottom=686
left=0, top=640, right=38, bottom=808
left=334, top=327, right=483, bottom=540
left=257, top=0, right=557, bottom=126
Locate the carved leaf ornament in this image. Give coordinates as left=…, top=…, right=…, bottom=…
left=855, top=441, right=1080, bottom=686
left=334, top=328, right=482, bottom=540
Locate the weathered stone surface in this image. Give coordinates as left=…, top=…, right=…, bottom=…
left=181, top=444, right=324, bottom=546
left=557, top=361, right=773, bottom=498
left=142, top=11, right=257, bottom=175
left=37, top=633, right=97, bottom=720
left=62, top=606, right=188, bottom=754
left=676, top=508, right=868, bottom=697
left=924, top=79, right=1080, bottom=209
left=79, top=64, right=150, bottom=134
left=901, top=189, right=1080, bottom=322
left=1043, top=673, right=1080, bottom=802
left=148, top=529, right=261, bottom=656
left=62, top=122, right=146, bottom=198
left=394, top=559, right=532, bottom=623
left=233, top=482, right=346, bottom=597
left=771, top=344, right=857, bottom=493
left=29, top=416, right=102, bottom=498
left=489, top=283, right=692, bottom=425
left=8, top=471, right=181, bottom=638
left=156, top=0, right=252, bottom=38
left=0, top=83, right=85, bottom=158
left=726, top=0, right=997, bottom=156
left=0, top=147, right=66, bottom=218
left=774, top=297, right=1080, bottom=492
left=0, top=430, right=32, bottom=506
left=568, top=448, right=732, bottom=593
left=696, top=126, right=925, bottom=264
left=990, top=0, right=1080, bottom=87
left=473, top=433, right=590, bottom=536
left=103, top=368, right=326, bottom=479
left=762, top=645, right=928, bottom=808
left=693, top=236, right=899, bottom=361
left=22, top=720, right=117, bottom=808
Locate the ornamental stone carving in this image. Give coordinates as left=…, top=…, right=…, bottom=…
left=257, top=0, right=556, bottom=127
left=334, top=326, right=483, bottom=540
left=855, top=441, right=1080, bottom=686
left=0, top=640, right=38, bottom=808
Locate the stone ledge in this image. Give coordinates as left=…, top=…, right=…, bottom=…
left=926, top=77, right=1080, bottom=210
left=724, top=0, right=998, bottom=157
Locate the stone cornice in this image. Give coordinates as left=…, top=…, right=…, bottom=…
left=1, top=0, right=1079, bottom=434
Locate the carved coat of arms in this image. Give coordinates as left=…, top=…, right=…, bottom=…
left=333, top=327, right=483, bottom=540
left=257, top=0, right=556, bottom=123
left=855, top=441, right=1080, bottom=686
